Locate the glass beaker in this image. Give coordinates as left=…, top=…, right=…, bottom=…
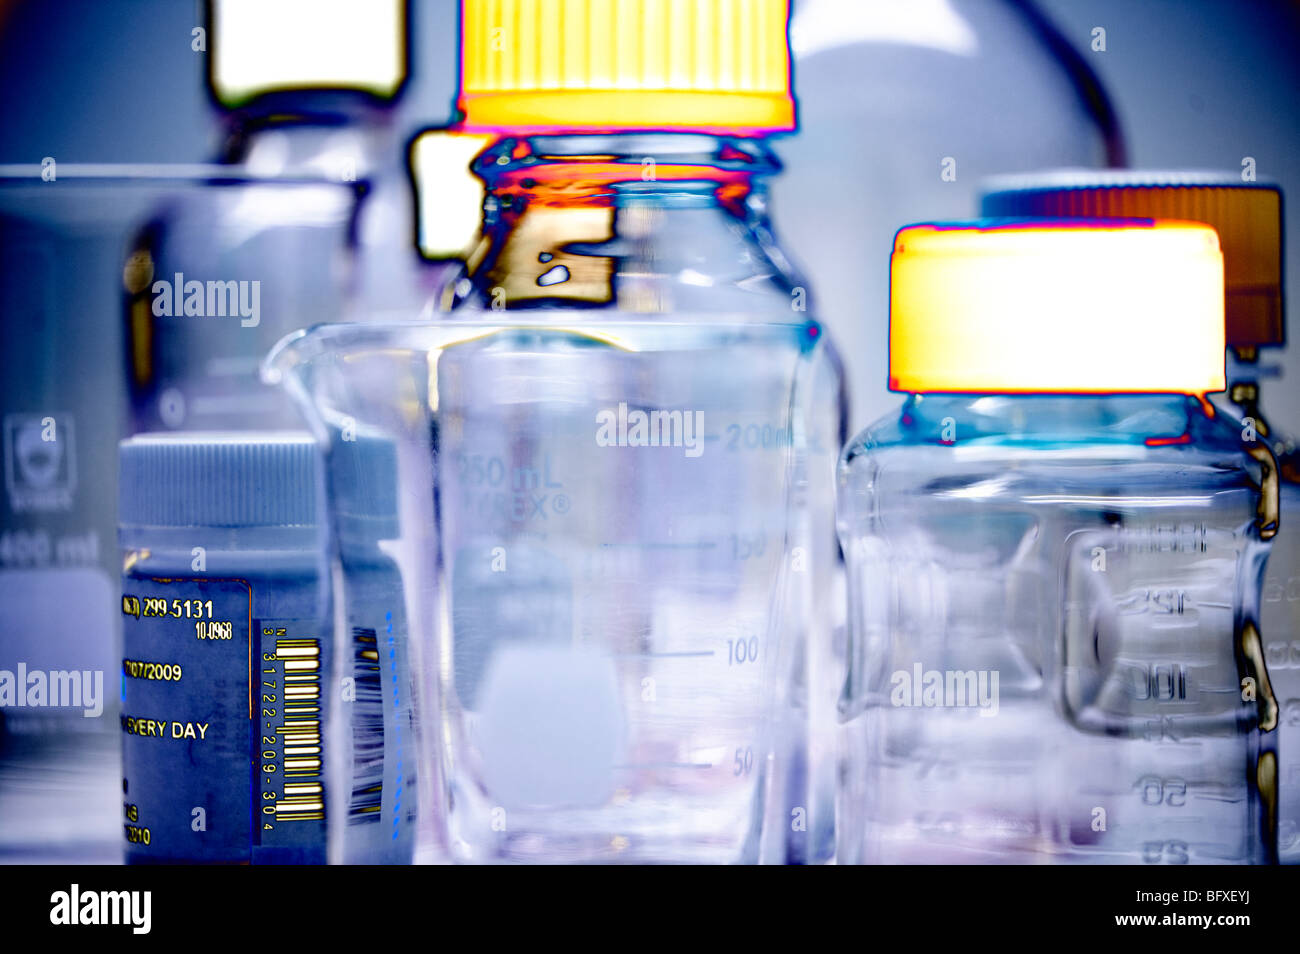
left=267, top=313, right=838, bottom=863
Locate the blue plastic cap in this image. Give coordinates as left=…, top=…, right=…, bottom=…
left=119, top=432, right=319, bottom=529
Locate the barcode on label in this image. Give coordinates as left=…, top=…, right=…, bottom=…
left=275, top=637, right=324, bottom=821
left=350, top=627, right=384, bottom=822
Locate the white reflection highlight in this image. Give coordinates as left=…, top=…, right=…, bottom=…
left=791, top=0, right=979, bottom=59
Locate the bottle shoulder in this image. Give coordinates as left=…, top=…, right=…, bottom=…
left=842, top=396, right=1262, bottom=484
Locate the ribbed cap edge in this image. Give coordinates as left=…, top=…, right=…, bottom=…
left=119, top=432, right=319, bottom=529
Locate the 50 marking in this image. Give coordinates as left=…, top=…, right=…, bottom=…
left=1136, top=775, right=1188, bottom=807
left=733, top=746, right=755, bottom=776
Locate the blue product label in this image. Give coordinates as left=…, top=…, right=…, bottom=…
left=120, top=577, right=326, bottom=863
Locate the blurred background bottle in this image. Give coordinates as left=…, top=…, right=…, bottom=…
left=123, top=0, right=420, bottom=435
left=774, top=0, right=1122, bottom=431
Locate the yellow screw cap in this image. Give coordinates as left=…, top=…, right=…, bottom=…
left=981, top=172, right=1282, bottom=350
left=459, top=0, right=795, bottom=134
left=889, top=220, right=1226, bottom=396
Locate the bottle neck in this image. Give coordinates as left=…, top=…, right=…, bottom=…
left=449, top=134, right=805, bottom=315
left=900, top=393, right=1215, bottom=445
left=219, top=96, right=399, bottom=180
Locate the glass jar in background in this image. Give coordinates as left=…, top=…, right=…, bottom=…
left=126, top=0, right=441, bottom=435
left=125, top=171, right=360, bottom=433
left=774, top=0, right=1122, bottom=432
left=837, top=219, right=1276, bottom=864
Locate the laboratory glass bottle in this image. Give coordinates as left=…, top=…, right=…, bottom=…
left=837, top=219, right=1276, bottom=864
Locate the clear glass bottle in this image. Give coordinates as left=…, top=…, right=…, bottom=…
left=268, top=0, right=846, bottom=864
left=439, top=132, right=846, bottom=864
left=837, top=220, right=1276, bottom=864
left=980, top=172, right=1291, bottom=862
